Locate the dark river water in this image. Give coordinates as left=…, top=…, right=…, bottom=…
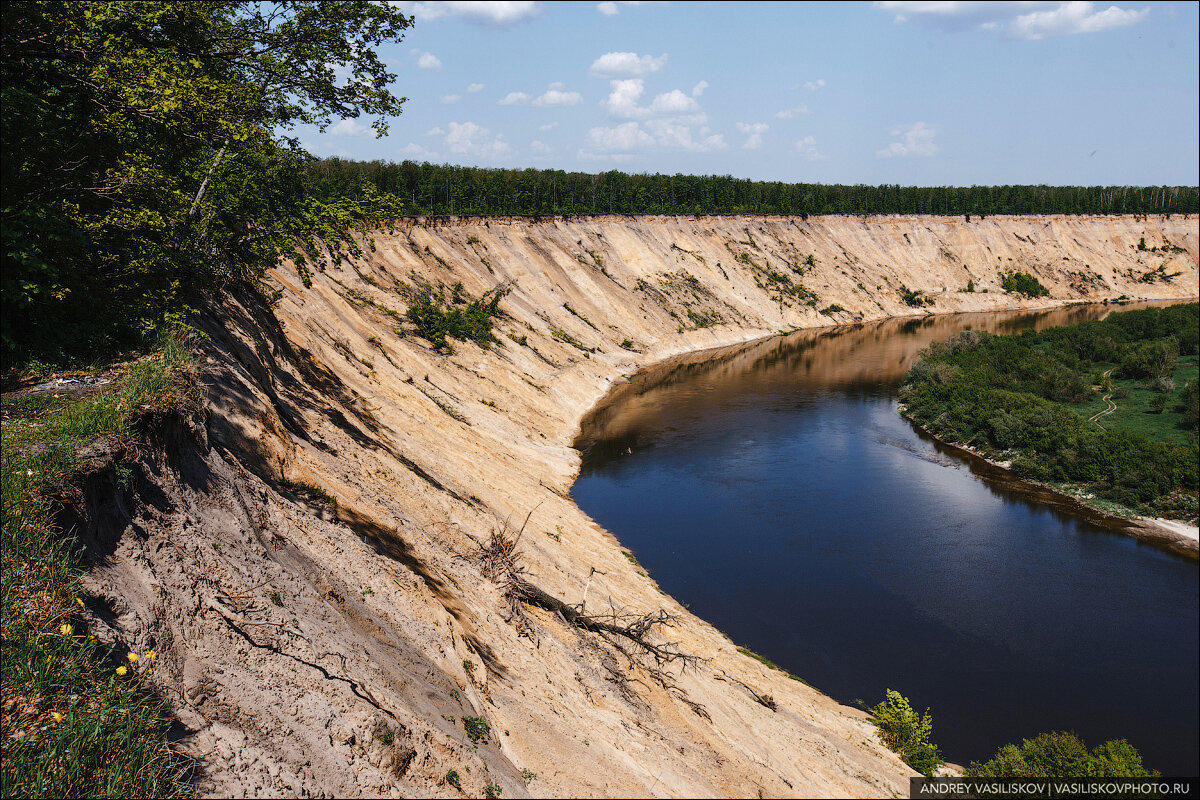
left=572, top=305, right=1199, bottom=775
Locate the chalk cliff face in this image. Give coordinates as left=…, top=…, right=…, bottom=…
left=81, top=215, right=1196, bottom=797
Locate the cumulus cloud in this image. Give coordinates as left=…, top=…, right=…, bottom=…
left=691, top=80, right=708, bottom=98
left=587, top=121, right=656, bottom=152
left=330, top=118, right=367, bottom=136
left=795, top=135, right=825, bottom=161
left=398, top=1, right=542, bottom=26
left=498, top=91, right=531, bottom=105
left=603, top=78, right=647, bottom=117
left=417, top=51, right=443, bottom=69
left=539, top=121, right=559, bottom=131
left=874, top=1, right=1149, bottom=39
left=444, top=121, right=513, bottom=160
left=467, top=83, right=485, bottom=92
left=426, top=126, right=445, bottom=136
left=737, top=122, right=768, bottom=149
left=648, top=89, right=699, bottom=114
left=802, top=78, right=827, bottom=91
left=441, top=94, right=461, bottom=103
left=1009, top=1, right=1149, bottom=39
left=876, top=122, right=938, bottom=158
left=596, top=1, right=663, bottom=15
left=398, top=142, right=440, bottom=160
left=529, top=140, right=553, bottom=157
left=534, top=87, right=583, bottom=106
left=775, top=105, right=810, bottom=119
left=589, top=51, right=668, bottom=78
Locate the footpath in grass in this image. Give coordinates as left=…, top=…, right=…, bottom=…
left=1070, top=353, right=1199, bottom=446
left=1, top=333, right=199, bottom=798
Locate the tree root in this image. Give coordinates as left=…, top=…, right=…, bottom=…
left=477, top=516, right=709, bottom=720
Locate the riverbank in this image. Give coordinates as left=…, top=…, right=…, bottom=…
left=72, top=214, right=1197, bottom=796
left=901, top=409, right=1199, bottom=559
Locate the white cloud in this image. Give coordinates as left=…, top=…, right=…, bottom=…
left=330, top=118, right=367, bottom=136
left=498, top=91, right=531, bottom=105
left=874, top=1, right=1149, bottom=39
left=737, top=122, right=768, bottom=149
left=603, top=78, right=648, bottom=117
left=398, top=142, right=440, bottom=160
left=534, top=88, right=583, bottom=106
left=426, top=126, right=445, bottom=136
left=795, top=135, right=825, bottom=161
left=589, top=51, right=668, bottom=77
left=444, top=121, right=513, bottom=160
left=441, top=94, right=462, bottom=103
left=775, top=104, right=810, bottom=119
left=417, top=51, right=443, bottom=69
left=467, top=83, right=485, bottom=92
left=691, top=80, right=708, bottom=98
left=803, top=78, right=827, bottom=91
left=649, top=89, right=699, bottom=114
left=587, top=122, right=656, bottom=152
left=646, top=119, right=725, bottom=151
left=539, top=121, right=559, bottom=131
left=1010, top=1, right=1148, bottom=39
left=398, top=1, right=542, bottom=26
left=876, top=122, right=938, bottom=158
left=596, top=1, right=662, bottom=15
left=529, top=140, right=553, bottom=157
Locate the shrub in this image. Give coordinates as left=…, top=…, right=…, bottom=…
left=462, top=716, right=490, bottom=743
left=869, top=690, right=943, bottom=776
left=1000, top=271, right=1050, bottom=298
left=966, top=731, right=1158, bottom=778
left=406, top=283, right=510, bottom=351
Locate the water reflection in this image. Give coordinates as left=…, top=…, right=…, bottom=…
left=572, top=302, right=1198, bottom=775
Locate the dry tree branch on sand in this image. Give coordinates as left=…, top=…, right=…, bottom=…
left=477, top=512, right=710, bottom=720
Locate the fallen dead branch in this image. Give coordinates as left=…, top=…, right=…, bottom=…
left=477, top=515, right=709, bottom=719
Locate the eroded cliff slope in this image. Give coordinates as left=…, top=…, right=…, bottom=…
left=79, top=215, right=1197, bottom=797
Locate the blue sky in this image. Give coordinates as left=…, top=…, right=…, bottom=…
left=297, top=1, right=1199, bottom=186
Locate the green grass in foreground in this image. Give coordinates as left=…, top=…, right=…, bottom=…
left=1, top=333, right=200, bottom=798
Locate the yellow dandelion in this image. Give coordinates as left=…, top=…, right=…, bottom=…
left=59, top=624, right=73, bottom=636
left=115, top=665, right=127, bottom=676
left=146, top=650, right=158, bottom=661
left=75, top=598, right=84, bottom=608
left=52, top=712, right=63, bottom=723
left=146, top=667, right=153, bottom=676
left=126, top=652, right=139, bottom=663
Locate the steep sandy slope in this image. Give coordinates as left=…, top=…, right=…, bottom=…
left=77, top=215, right=1196, bottom=798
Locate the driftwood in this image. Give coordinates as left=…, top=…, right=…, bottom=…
left=477, top=514, right=708, bottom=719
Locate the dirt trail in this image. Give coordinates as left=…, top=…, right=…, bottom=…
left=1088, top=368, right=1119, bottom=430
left=73, top=214, right=1197, bottom=797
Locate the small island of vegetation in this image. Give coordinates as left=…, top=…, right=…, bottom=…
left=899, top=303, right=1198, bottom=522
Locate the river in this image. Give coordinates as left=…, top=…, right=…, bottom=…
left=572, top=304, right=1199, bottom=775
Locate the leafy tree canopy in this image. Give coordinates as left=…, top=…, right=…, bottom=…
left=2, top=1, right=412, bottom=367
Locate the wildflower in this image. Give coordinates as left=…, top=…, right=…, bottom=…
left=26, top=469, right=33, bottom=476
left=115, top=666, right=127, bottom=676
left=146, top=650, right=158, bottom=661
left=75, top=598, right=84, bottom=608
left=146, top=667, right=154, bottom=676
left=59, top=624, right=73, bottom=636
left=126, top=652, right=139, bottom=663
left=88, top=634, right=97, bottom=643
left=52, top=712, right=63, bottom=723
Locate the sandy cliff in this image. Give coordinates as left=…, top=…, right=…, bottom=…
left=76, top=214, right=1197, bottom=797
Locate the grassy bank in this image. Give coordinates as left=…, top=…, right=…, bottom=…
left=1, top=333, right=200, bottom=797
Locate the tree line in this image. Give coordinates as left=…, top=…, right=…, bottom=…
left=307, top=158, right=1200, bottom=218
